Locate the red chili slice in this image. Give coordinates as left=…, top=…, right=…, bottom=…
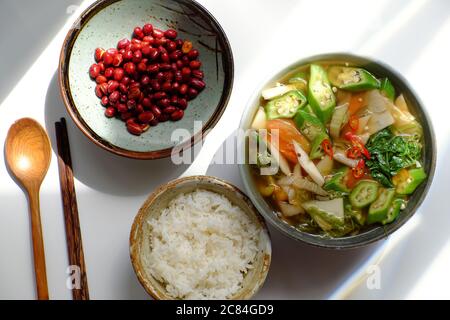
left=347, top=146, right=361, bottom=159
left=321, top=139, right=334, bottom=159
left=352, top=159, right=366, bottom=179
left=344, top=132, right=371, bottom=160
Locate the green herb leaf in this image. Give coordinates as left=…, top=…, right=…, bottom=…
left=366, top=128, right=422, bottom=187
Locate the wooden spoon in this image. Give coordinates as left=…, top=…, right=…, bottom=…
left=5, top=118, right=51, bottom=300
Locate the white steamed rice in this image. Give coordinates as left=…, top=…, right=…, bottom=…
left=143, top=189, right=261, bottom=300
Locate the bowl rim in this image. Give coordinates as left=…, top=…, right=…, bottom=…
left=59, top=0, right=234, bottom=160
left=238, top=52, right=437, bottom=249
left=129, top=175, right=272, bottom=300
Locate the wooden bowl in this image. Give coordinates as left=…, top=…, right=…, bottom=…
left=129, top=176, right=272, bottom=300
left=59, top=0, right=233, bottom=159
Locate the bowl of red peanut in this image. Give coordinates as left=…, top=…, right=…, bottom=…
left=59, top=0, right=233, bottom=159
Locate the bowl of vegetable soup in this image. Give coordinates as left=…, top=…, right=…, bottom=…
left=239, top=53, right=436, bottom=249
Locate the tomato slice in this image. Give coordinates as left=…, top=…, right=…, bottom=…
left=348, top=92, right=366, bottom=115
left=347, top=146, right=361, bottom=159
left=345, top=170, right=358, bottom=189
left=321, top=139, right=334, bottom=159
left=349, top=115, right=359, bottom=132
left=266, top=119, right=311, bottom=163
left=352, top=159, right=366, bottom=179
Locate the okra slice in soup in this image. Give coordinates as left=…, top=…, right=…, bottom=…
left=265, top=90, right=307, bottom=120
left=350, top=180, right=379, bottom=209
left=288, top=72, right=308, bottom=93
left=367, top=188, right=396, bottom=224
left=294, top=109, right=326, bottom=142
left=308, top=64, right=336, bottom=123
left=324, top=167, right=352, bottom=193
left=289, top=72, right=308, bottom=84
left=394, top=168, right=427, bottom=195
left=380, top=78, right=396, bottom=101
left=328, top=66, right=380, bottom=91
left=309, top=132, right=328, bottom=160
left=345, top=203, right=366, bottom=226
left=382, top=198, right=405, bottom=225
left=302, top=104, right=316, bottom=115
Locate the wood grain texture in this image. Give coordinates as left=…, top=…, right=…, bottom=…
left=56, top=118, right=89, bottom=300
left=5, top=118, right=51, bottom=300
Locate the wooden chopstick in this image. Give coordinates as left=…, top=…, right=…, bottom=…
left=55, top=118, right=90, bottom=300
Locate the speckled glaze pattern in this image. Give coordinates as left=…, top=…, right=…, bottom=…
left=60, top=0, right=233, bottom=159
left=129, top=176, right=272, bottom=300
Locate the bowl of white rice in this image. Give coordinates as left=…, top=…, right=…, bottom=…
left=130, top=176, right=272, bottom=300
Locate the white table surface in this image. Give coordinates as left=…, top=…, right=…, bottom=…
left=1, top=0, right=449, bottom=300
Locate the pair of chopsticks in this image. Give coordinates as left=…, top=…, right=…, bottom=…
left=55, top=118, right=89, bottom=300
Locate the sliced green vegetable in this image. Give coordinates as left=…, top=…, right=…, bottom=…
left=345, top=203, right=366, bottom=226
left=382, top=198, right=404, bottom=225
left=380, top=78, right=396, bottom=101
left=393, top=168, right=427, bottom=195
left=302, top=104, right=316, bottom=115
left=303, top=198, right=344, bottom=232
left=328, top=66, right=380, bottom=91
left=265, top=90, right=307, bottom=120
left=350, top=180, right=379, bottom=208
left=289, top=72, right=308, bottom=84
left=308, top=64, right=336, bottom=123
left=324, top=167, right=351, bottom=193
left=309, top=132, right=329, bottom=160
left=288, top=72, right=308, bottom=93
left=294, top=109, right=326, bottom=142
left=367, top=188, right=396, bottom=224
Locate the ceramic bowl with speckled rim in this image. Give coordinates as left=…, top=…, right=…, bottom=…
left=239, top=53, right=436, bottom=249
left=129, top=176, right=272, bottom=300
left=59, top=0, right=233, bottom=159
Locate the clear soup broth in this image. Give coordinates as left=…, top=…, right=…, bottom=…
left=249, top=60, right=426, bottom=238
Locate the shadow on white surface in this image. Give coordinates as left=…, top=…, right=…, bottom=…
left=350, top=143, right=449, bottom=299
left=206, top=131, right=385, bottom=299
left=363, top=0, right=450, bottom=71
left=44, top=72, right=189, bottom=196
left=209, top=0, right=302, bottom=71
left=257, top=230, right=382, bottom=300
left=0, top=0, right=82, bottom=105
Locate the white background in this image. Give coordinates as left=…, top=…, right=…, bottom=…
left=0, top=0, right=449, bottom=300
